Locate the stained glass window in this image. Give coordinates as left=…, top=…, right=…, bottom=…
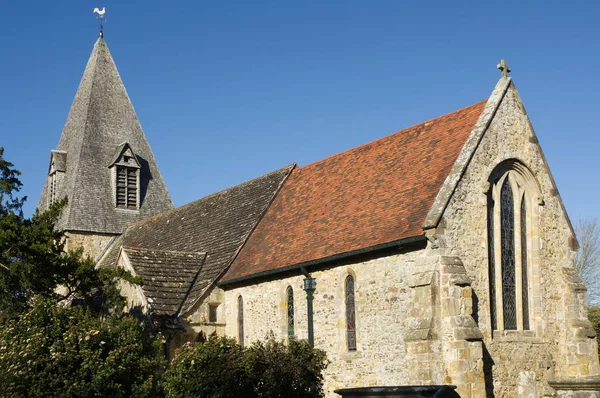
left=238, top=296, right=244, bottom=347
left=287, top=286, right=294, bottom=338
left=345, top=275, right=357, bottom=351
left=488, top=194, right=497, bottom=331
left=521, top=196, right=530, bottom=330
left=500, top=179, right=517, bottom=330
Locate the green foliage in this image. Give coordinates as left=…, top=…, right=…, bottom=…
left=0, top=297, right=165, bottom=398
left=0, top=147, right=139, bottom=319
left=162, top=336, right=252, bottom=398
left=163, top=335, right=328, bottom=398
left=245, top=336, right=328, bottom=398
left=588, top=306, right=600, bottom=361
left=0, top=148, right=164, bottom=397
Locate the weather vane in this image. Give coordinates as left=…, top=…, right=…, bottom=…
left=497, top=59, right=511, bottom=78
left=93, top=7, right=106, bottom=37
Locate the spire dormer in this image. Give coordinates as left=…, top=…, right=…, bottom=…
left=109, top=143, right=140, bottom=210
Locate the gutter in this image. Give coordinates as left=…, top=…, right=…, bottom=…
left=218, top=235, right=427, bottom=287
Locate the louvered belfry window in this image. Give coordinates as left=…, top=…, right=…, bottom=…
left=345, top=275, right=357, bottom=351
left=488, top=163, right=537, bottom=334
left=116, top=166, right=138, bottom=209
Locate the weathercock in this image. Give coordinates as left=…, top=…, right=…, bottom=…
left=93, top=7, right=106, bottom=17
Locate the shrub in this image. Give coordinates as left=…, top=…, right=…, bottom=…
left=0, top=298, right=165, bottom=398
left=162, top=335, right=328, bottom=398
left=245, top=336, right=328, bottom=398
left=162, top=336, right=252, bottom=398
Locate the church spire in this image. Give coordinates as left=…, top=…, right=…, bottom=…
left=38, top=36, right=173, bottom=244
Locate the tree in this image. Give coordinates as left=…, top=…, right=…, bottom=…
left=574, top=217, right=600, bottom=305
left=0, top=298, right=165, bottom=398
left=0, top=148, right=164, bottom=397
left=162, top=335, right=328, bottom=398
left=162, top=336, right=253, bottom=398
left=0, top=147, right=137, bottom=319
left=245, top=336, right=329, bottom=398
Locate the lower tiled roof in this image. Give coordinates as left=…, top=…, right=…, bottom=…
left=99, top=165, right=294, bottom=315
left=223, top=100, right=487, bottom=282
left=122, top=247, right=206, bottom=316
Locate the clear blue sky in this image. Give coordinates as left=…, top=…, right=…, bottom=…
left=1, top=1, right=599, bottom=225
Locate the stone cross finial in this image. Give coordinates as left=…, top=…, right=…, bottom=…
left=497, top=59, right=511, bottom=78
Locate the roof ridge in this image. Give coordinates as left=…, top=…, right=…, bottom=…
left=123, top=246, right=207, bottom=257
left=298, top=100, right=487, bottom=172
left=127, top=164, right=296, bottom=228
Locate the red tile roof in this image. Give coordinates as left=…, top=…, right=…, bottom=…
left=223, top=100, right=487, bottom=282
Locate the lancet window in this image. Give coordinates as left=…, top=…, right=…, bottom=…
left=238, top=295, right=244, bottom=347
left=345, top=275, right=357, bottom=351
left=287, top=286, right=294, bottom=338
left=488, top=161, right=540, bottom=333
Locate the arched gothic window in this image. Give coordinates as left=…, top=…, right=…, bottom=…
left=238, top=295, right=244, bottom=347
left=287, top=286, right=294, bottom=338
left=488, top=161, right=540, bottom=332
left=345, top=275, right=357, bottom=351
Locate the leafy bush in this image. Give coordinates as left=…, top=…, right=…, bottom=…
left=246, top=336, right=328, bottom=398
left=162, top=336, right=252, bottom=398
left=0, top=298, right=165, bottom=398
left=163, top=335, right=328, bottom=398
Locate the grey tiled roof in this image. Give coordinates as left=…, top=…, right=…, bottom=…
left=100, top=165, right=294, bottom=316
left=122, top=247, right=206, bottom=316
left=38, top=37, right=173, bottom=233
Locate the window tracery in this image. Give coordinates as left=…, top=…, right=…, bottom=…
left=488, top=161, right=540, bottom=333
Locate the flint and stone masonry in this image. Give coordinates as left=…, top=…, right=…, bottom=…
left=220, top=79, right=600, bottom=398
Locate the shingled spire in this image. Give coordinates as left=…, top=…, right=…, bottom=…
left=38, top=37, right=173, bottom=252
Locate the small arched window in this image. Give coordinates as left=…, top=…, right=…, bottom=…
left=345, top=275, right=357, bottom=351
left=287, top=286, right=294, bottom=338
left=238, top=295, right=244, bottom=347
left=488, top=161, right=540, bottom=332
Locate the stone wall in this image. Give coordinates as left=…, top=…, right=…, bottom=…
left=155, top=79, right=599, bottom=398
left=436, top=81, right=599, bottom=397
left=223, top=249, right=425, bottom=397
left=65, top=231, right=117, bottom=261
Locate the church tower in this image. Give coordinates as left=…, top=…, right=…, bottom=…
left=38, top=35, right=173, bottom=260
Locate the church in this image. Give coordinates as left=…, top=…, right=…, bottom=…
left=38, top=33, right=600, bottom=398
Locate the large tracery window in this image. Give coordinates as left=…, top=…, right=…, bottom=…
left=488, top=161, right=541, bottom=333
left=345, top=275, right=357, bottom=351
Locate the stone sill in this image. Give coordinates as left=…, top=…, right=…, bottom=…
left=341, top=350, right=362, bottom=361
left=190, top=322, right=226, bottom=327
left=115, top=208, right=140, bottom=214
left=492, top=329, right=542, bottom=343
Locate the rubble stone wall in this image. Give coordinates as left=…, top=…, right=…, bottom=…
left=66, top=231, right=116, bottom=261
left=223, top=249, right=426, bottom=397
left=437, top=81, right=599, bottom=397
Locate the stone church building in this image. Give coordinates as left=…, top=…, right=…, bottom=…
left=39, top=35, right=600, bottom=397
